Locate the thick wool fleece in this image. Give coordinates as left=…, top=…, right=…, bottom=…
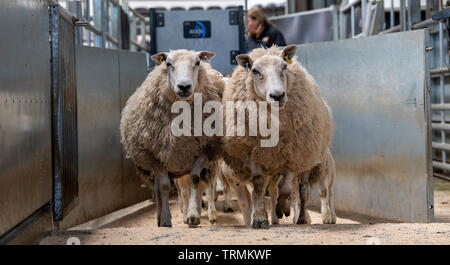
left=120, top=50, right=224, bottom=176
left=222, top=46, right=333, bottom=178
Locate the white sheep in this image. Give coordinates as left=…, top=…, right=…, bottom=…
left=221, top=45, right=336, bottom=228
left=120, top=49, right=224, bottom=227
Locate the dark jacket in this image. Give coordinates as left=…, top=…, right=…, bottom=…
left=247, top=26, right=287, bottom=52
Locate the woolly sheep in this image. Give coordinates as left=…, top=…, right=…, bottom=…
left=120, top=49, right=224, bottom=227
left=221, top=45, right=336, bottom=228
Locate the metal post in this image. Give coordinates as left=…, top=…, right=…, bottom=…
left=361, top=0, right=367, bottom=26
left=94, top=0, right=105, bottom=47
left=390, top=0, right=394, bottom=28
left=351, top=4, right=355, bottom=37
left=117, top=4, right=122, bottom=49
left=332, top=4, right=339, bottom=40
left=76, top=0, right=82, bottom=45
left=439, top=21, right=446, bottom=166
left=407, top=0, right=412, bottom=31
left=400, top=0, right=406, bottom=31
left=141, top=18, right=146, bottom=51
left=85, top=0, right=91, bottom=46
left=105, top=0, right=110, bottom=48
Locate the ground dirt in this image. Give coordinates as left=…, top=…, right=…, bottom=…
left=39, top=178, right=450, bottom=245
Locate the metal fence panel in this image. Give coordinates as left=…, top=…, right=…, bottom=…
left=296, top=30, right=433, bottom=222
left=270, top=6, right=338, bottom=45
left=0, top=0, right=52, bottom=236
left=118, top=51, right=152, bottom=206
left=60, top=47, right=148, bottom=229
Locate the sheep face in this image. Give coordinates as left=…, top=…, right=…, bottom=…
left=151, top=50, right=215, bottom=100
left=236, top=45, right=298, bottom=109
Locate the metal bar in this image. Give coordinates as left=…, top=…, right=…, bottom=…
left=412, top=18, right=438, bottom=29
left=332, top=5, right=339, bottom=40
left=432, top=123, right=450, bottom=130
left=361, top=0, right=367, bottom=25
left=76, top=0, right=82, bottom=45
left=93, top=0, right=105, bottom=47
left=434, top=172, right=450, bottom=181
left=407, top=0, right=412, bottom=31
left=85, top=0, right=91, bottom=46
left=432, top=142, right=450, bottom=151
left=105, top=0, right=110, bottom=48
left=351, top=5, right=355, bottom=37
left=432, top=161, right=450, bottom=171
left=430, top=66, right=450, bottom=76
left=106, top=32, right=118, bottom=45
left=379, top=24, right=402, bottom=34
left=49, top=3, right=63, bottom=223
left=439, top=22, right=446, bottom=166
left=400, top=0, right=406, bottom=31
left=390, top=0, right=394, bottom=28
left=432, top=104, right=450, bottom=110
left=341, top=0, right=361, bottom=12
left=129, top=6, right=146, bottom=21
left=340, top=10, right=346, bottom=39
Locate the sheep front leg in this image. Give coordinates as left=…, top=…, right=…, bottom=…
left=227, top=177, right=251, bottom=225
left=221, top=174, right=234, bottom=213
left=155, top=170, right=172, bottom=227
left=276, top=172, right=295, bottom=219
left=250, top=162, right=270, bottom=229
left=205, top=172, right=217, bottom=224
left=187, top=156, right=206, bottom=227
left=268, top=175, right=282, bottom=225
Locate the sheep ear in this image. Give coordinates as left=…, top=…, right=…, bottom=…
left=281, top=44, right=297, bottom=63
left=151, top=52, right=168, bottom=64
left=236, top=54, right=253, bottom=69
left=198, top=51, right=215, bottom=61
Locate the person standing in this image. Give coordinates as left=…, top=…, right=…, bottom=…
left=246, top=7, right=287, bottom=51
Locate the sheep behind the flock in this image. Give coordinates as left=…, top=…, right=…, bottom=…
left=221, top=45, right=336, bottom=228
left=120, top=49, right=224, bottom=227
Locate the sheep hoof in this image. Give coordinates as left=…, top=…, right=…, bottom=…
left=275, top=204, right=284, bottom=219
left=252, top=219, right=269, bottom=229
left=296, top=215, right=311, bottom=225
left=271, top=219, right=279, bottom=225
left=158, top=219, right=172, bottom=227
left=188, top=216, right=200, bottom=227
left=209, top=218, right=217, bottom=224
left=322, top=211, right=335, bottom=224
left=223, top=207, right=234, bottom=213
left=276, top=203, right=290, bottom=219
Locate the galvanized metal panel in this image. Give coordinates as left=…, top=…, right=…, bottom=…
left=153, top=9, right=242, bottom=75
left=0, top=0, right=52, bottom=236
left=60, top=46, right=123, bottom=229
left=270, top=7, right=336, bottom=45
left=118, top=51, right=152, bottom=206
left=296, top=30, right=433, bottom=222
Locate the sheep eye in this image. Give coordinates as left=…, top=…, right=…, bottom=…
left=252, top=69, right=260, bottom=75
left=195, top=61, right=200, bottom=66
left=166, top=62, right=172, bottom=68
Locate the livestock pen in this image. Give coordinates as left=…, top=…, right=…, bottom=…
left=1, top=0, right=450, bottom=246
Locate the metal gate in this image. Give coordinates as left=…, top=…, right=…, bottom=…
left=49, top=3, right=79, bottom=223
left=297, top=29, right=434, bottom=222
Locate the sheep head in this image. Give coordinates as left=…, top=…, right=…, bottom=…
left=236, top=44, right=297, bottom=109
left=151, top=49, right=215, bottom=100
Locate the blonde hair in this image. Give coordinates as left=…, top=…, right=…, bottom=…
left=248, top=8, right=274, bottom=38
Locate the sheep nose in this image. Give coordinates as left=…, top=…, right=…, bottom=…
left=270, top=92, right=285, bottom=102
left=177, top=84, right=192, bottom=93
